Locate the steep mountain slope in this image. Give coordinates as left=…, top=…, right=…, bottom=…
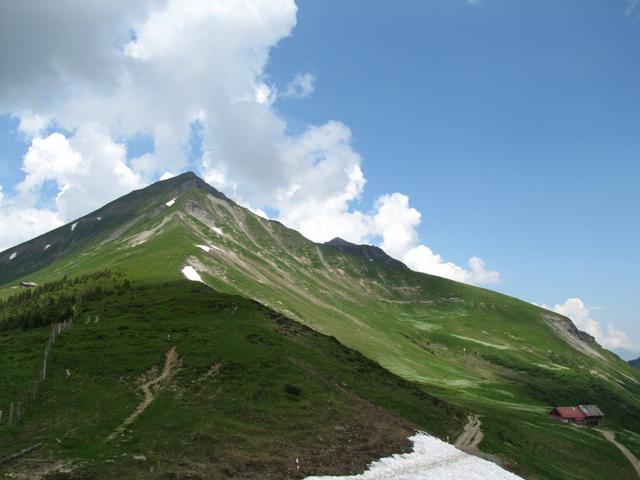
left=2, top=172, right=640, bottom=479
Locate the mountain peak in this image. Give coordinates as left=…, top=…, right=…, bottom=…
left=325, top=237, right=408, bottom=271
left=0, top=170, right=229, bottom=282
left=326, top=237, right=355, bottom=248
left=156, top=171, right=228, bottom=200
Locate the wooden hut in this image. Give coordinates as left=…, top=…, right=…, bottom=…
left=549, top=405, right=604, bottom=426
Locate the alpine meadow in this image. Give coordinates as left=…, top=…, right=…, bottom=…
left=1, top=1, right=640, bottom=479
left=1, top=173, right=639, bottom=479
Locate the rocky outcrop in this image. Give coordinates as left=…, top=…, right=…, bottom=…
left=541, top=312, right=604, bottom=360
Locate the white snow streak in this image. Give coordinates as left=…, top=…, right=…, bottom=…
left=196, top=244, right=225, bottom=254
left=96, top=216, right=102, bottom=221
left=71, top=222, right=78, bottom=231
left=9, top=252, right=17, bottom=260
left=182, top=265, right=203, bottom=283
left=304, top=433, right=522, bottom=480
left=166, top=198, right=176, bottom=207
left=211, top=226, right=223, bottom=235
left=44, top=244, right=51, bottom=251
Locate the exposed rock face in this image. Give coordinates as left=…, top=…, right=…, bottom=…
left=629, top=358, right=640, bottom=369
left=552, top=313, right=599, bottom=346
left=324, top=237, right=409, bottom=271
left=541, top=312, right=604, bottom=361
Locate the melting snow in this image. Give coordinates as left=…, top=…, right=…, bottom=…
left=166, top=198, right=176, bottom=207
left=44, top=244, right=51, bottom=251
left=304, top=434, right=522, bottom=480
left=71, top=222, right=78, bottom=232
left=196, top=245, right=225, bottom=253
left=9, top=252, right=17, bottom=260
left=196, top=244, right=225, bottom=254
left=182, top=266, right=203, bottom=283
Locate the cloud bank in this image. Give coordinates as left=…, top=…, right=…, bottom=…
left=0, top=0, right=499, bottom=285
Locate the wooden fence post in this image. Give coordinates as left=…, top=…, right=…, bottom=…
left=4, top=318, right=76, bottom=429
left=42, top=347, right=48, bottom=381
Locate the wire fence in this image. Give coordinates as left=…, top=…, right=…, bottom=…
left=0, top=316, right=74, bottom=428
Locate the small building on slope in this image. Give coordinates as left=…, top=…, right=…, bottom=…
left=549, top=405, right=604, bottom=426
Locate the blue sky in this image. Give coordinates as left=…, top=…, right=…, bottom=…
left=0, top=0, right=638, bottom=357
left=268, top=0, right=640, bottom=357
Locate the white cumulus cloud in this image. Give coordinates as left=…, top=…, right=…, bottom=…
left=0, top=186, right=62, bottom=250
left=0, top=0, right=500, bottom=286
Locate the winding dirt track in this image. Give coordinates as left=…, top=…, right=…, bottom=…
left=107, top=346, right=179, bottom=442
left=598, top=429, right=640, bottom=478
left=455, top=415, right=484, bottom=450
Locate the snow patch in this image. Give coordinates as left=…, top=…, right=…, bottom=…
left=166, top=198, right=176, bottom=207
left=304, top=433, right=522, bottom=480
left=182, top=266, right=203, bottom=283
left=211, top=226, right=223, bottom=235
left=44, top=244, right=51, bottom=251
left=96, top=216, right=102, bottom=221
left=196, top=244, right=225, bottom=254
left=71, top=222, right=78, bottom=232
left=9, top=252, right=17, bottom=260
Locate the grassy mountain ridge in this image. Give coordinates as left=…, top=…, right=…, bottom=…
left=2, top=172, right=640, bottom=479
left=1, top=274, right=466, bottom=479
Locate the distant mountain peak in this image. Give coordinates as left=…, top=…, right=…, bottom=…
left=326, top=237, right=356, bottom=248
left=157, top=171, right=228, bottom=200
left=325, top=237, right=408, bottom=271
left=0, top=170, right=229, bottom=283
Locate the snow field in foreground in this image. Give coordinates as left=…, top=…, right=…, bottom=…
left=304, top=433, right=523, bottom=480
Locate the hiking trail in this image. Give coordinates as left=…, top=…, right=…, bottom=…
left=598, top=429, right=640, bottom=478
left=455, top=415, right=484, bottom=450
left=107, top=346, right=179, bottom=442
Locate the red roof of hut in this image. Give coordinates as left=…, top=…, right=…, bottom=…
left=550, top=406, right=587, bottom=420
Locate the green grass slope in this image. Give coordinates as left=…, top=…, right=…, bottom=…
left=1, top=274, right=465, bottom=479
left=2, top=172, right=640, bottom=479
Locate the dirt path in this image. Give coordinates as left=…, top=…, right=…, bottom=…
left=454, top=415, right=503, bottom=465
left=455, top=415, right=484, bottom=449
left=107, top=346, right=179, bottom=442
left=598, top=429, right=640, bottom=478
